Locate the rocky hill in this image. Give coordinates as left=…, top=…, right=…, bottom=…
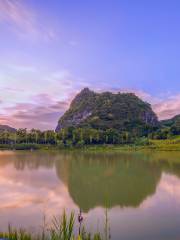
left=0, top=125, right=16, bottom=133
left=161, top=115, right=180, bottom=127
left=56, top=88, right=158, bottom=133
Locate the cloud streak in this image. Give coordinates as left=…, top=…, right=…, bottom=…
left=0, top=0, right=56, bottom=41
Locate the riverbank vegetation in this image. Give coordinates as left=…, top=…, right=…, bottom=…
left=0, top=211, right=107, bottom=240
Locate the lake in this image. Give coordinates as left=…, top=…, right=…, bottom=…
left=0, top=150, right=180, bottom=240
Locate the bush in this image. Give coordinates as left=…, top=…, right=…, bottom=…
left=134, top=137, right=149, bottom=146
left=57, top=140, right=65, bottom=148
left=13, top=144, right=40, bottom=150
left=76, top=140, right=85, bottom=148
left=65, top=139, right=73, bottom=148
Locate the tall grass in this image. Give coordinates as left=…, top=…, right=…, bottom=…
left=50, top=211, right=74, bottom=240
left=0, top=211, right=108, bottom=240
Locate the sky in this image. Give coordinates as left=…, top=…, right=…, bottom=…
left=0, top=0, right=180, bottom=130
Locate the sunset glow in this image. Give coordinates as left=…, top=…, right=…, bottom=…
left=0, top=0, right=180, bottom=129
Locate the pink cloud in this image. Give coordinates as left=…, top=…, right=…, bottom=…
left=0, top=68, right=88, bottom=130
left=153, top=95, right=180, bottom=120
left=0, top=93, right=71, bottom=130
left=0, top=157, right=77, bottom=230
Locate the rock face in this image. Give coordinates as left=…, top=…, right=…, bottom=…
left=56, top=88, right=159, bottom=132
left=0, top=125, right=16, bottom=133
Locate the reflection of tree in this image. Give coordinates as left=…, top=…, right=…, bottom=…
left=0, top=151, right=57, bottom=170
left=1, top=151, right=180, bottom=213
left=150, top=151, right=180, bottom=178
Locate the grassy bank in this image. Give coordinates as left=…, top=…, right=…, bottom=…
left=82, top=137, right=180, bottom=151
left=0, top=212, right=107, bottom=240
left=0, top=137, right=180, bottom=151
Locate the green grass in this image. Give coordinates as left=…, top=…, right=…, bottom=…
left=0, top=137, right=180, bottom=151
left=148, top=136, right=180, bottom=151
left=0, top=143, right=41, bottom=150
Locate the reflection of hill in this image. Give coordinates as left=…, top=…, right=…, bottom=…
left=1, top=150, right=180, bottom=213
left=56, top=152, right=161, bottom=212
left=55, top=151, right=180, bottom=212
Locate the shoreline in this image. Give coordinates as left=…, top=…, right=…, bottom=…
left=0, top=141, right=179, bottom=152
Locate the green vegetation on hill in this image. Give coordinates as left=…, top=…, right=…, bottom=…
left=147, top=115, right=180, bottom=140
left=56, top=88, right=158, bottom=136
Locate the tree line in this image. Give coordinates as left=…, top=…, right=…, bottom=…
left=0, top=121, right=179, bottom=148
left=0, top=127, right=134, bottom=147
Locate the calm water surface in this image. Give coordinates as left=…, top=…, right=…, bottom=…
left=0, top=150, right=180, bottom=240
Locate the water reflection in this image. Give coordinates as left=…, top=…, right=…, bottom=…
left=0, top=150, right=180, bottom=239
left=58, top=153, right=161, bottom=211
left=1, top=151, right=180, bottom=211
